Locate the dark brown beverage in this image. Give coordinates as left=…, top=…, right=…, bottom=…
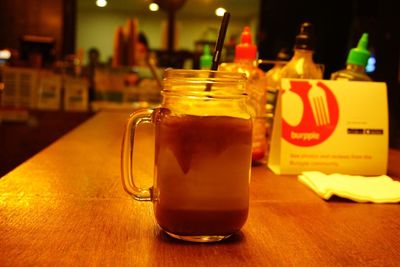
left=153, top=109, right=252, bottom=237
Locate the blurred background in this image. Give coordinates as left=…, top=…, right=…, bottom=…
left=0, top=0, right=399, bottom=175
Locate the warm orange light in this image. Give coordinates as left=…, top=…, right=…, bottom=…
left=215, top=7, right=227, bottom=17
left=149, top=3, right=159, bottom=12
left=0, top=49, right=11, bottom=59
left=96, top=0, right=107, bottom=8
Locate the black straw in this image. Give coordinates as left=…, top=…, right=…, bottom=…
left=211, top=12, right=230, bottom=71
left=205, top=12, right=230, bottom=91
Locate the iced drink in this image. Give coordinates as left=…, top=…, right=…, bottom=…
left=121, top=69, right=251, bottom=242
left=153, top=108, right=252, bottom=236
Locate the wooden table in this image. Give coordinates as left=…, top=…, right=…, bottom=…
left=1, top=111, right=399, bottom=266
left=0, top=110, right=93, bottom=177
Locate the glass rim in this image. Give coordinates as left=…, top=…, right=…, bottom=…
left=163, top=68, right=247, bottom=81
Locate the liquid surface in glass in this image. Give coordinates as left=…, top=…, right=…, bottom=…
left=153, top=108, right=252, bottom=236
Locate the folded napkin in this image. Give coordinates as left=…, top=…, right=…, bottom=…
left=298, top=171, right=400, bottom=203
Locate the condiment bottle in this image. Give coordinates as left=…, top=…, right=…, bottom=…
left=280, top=22, right=323, bottom=79
left=232, top=26, right=267, bottom=163
left=200, top=45, right=212, bottom=70
left=331, top=33, right=372, bottom=81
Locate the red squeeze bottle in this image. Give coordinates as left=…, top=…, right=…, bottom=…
left=235, top=27, right=267, bottom=163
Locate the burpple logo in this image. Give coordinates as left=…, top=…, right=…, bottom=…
left=282, top=81, right=339, bottom=147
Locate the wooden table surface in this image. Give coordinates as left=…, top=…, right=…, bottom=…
left=1, top=111, right=400, bottom=266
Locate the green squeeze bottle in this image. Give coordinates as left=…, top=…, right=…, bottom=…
left=331, top=33, right=372, bottom=81
left=200, top=45, right=212, bottom=70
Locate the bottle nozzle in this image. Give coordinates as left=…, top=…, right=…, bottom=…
left=295, top=22, right=314, bottom=50
left=346, top=32, right=370, bottom=67
left=241, top=26, right=253, bottom=44
left=357, top=33, right=369, bottom=50
left=235, top=26, right=257, bottom=61
left=300, top=22, right=313, bottom=36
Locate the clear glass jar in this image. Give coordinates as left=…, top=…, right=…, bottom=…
left=121, top=69, right=253, bottom=242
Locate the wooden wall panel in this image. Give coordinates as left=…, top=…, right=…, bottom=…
left=0, top=0, right=76, bottom=59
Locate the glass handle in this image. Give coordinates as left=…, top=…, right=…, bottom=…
left=121, top=109, right=154, bottom=201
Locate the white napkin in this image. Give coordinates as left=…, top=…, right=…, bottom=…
left=298, top=171, right=400, bottom=203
